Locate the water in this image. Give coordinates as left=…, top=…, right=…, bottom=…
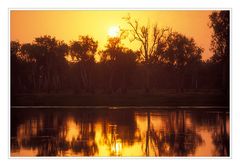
left=11, top=108, right=229, bottom=157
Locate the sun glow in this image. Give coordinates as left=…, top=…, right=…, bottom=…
left=108, top=26, right=120, bottom=37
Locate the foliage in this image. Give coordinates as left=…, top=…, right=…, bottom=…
left=209, top=11, right=230, bottom=63
left=11, top=12, right=229, bottom=94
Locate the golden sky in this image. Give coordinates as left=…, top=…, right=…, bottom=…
left=11, top=10, right=214, bottom=60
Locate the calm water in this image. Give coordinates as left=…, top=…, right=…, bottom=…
left=11, top=108, right=229, bottom=157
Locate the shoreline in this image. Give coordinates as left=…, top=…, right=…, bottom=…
left=11, top=105, right=229, bottom=109
left=11, top=92, right=229, bottom=107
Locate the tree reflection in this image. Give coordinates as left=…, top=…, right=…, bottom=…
left=185, top=109, right=229, bottom=156
left=11, top=108, right=229, bottom=156
left=98, top=110, right=137, bottom=156
left=212, top=111, right=229, bottom=156
left=144, top=111, right=203, bottom=156
left=11, top=109, right=100, bottom=156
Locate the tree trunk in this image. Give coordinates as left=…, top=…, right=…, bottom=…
left=144, top=65, right=150, bottom=93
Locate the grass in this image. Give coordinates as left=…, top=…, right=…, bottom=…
left=11, top=90, right=229, bottom=107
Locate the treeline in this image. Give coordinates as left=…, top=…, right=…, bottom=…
left=11, top=11, right=229, bottom=95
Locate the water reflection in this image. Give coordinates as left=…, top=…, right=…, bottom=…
left=11, top=108, right=229, bottom=157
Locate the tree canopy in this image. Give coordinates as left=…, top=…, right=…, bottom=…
left=11, top=12, right=229, bottom=95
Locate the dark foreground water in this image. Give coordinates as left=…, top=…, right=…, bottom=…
left=11, top=108, right=229, bottom=157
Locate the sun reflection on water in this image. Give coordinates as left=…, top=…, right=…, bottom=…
left=11, top=109, right=229, bottom=157
left=65, top=118, right=80, bottom=142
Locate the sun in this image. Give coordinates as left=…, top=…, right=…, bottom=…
left=108, top=26, right=120, bottom=37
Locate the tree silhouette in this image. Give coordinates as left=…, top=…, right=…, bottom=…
left=14, top=36, right=69, bottom=93
left=11, top=41, right=21, bottom=93
left=209, top=11, right=230, bottom=95
left=10, top=12, right=229, bottom=95
left=99, top=37, right=138, bottom=93
left=157, top=32, right=203, bottom=92
left=70, top=36, right=98, bottom=93
left=123, top=15, right=170, bottom=93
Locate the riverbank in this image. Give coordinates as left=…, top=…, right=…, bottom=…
left=11, top=91, right=229, bottom=107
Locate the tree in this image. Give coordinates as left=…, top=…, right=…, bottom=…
left=209, top=11, right=230, bottom=95
left=11, top=41, right=22, bottom=93
left=16, top=36, right=69, bottom=93
left=70, top=36, right=98, bottom=93
left=157, top=32, right=203, bottom=92
left=100, top=37, right=138, bottom=93
left=36, top=36, right=68, bottom=92
left=123, top=15, right=170, bottom=92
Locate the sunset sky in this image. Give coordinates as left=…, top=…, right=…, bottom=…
left=11, top=10, right=214, bottom=60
